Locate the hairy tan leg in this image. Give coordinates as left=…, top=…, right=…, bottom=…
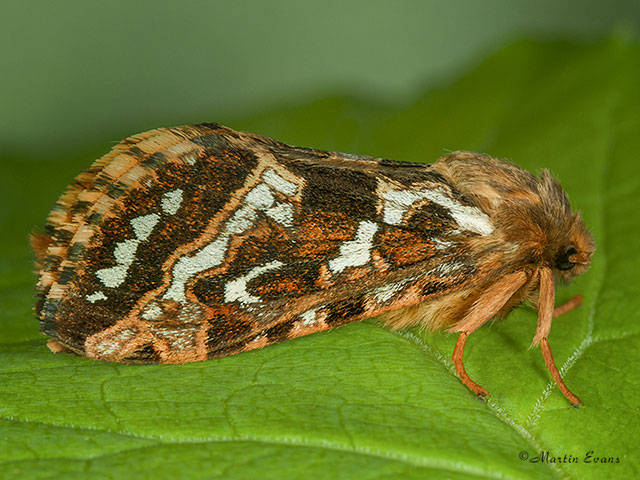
left=534, top=267, right=583, bottom=407
left=452, top=333, right=488, bottom=397
left=553, top=294, right=583, bottom=318
left=449, top=271, right=529, bottom=399
left=47, top=338, right=66, bottom=354
left=541, top=338, right=583, bottom=407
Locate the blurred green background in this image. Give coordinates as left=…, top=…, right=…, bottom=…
left=2, top=2, right=640, bottom=480
left=2, top=0, right=639, bottom=158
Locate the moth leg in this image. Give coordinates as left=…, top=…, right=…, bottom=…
left=449, top=271, right=529, bottom=399
left=540, top=339, right=582, bottom=407
left=47, top=338, right=68, bottom=354
left=553, top=294, right=582, bottom=318
left=452, top=332, right=488, bottom=397
left=534, top=267, right=583, bottom=407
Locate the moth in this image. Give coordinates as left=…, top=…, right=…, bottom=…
left=32, top=123, right=595, bottom=406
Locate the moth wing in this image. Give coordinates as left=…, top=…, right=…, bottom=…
left=35, top=124, right=490, bottom=364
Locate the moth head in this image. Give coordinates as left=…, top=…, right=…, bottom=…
left=552, top=211, right=595, bottom=283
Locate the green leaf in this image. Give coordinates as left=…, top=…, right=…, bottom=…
left=2, top=38, right=639, bottom=479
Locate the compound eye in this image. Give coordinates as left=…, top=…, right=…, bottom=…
left=556, top=246, right=578, bottom=271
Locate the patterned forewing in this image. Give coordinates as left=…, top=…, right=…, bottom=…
left=36, top=124, right=492, bottom=364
